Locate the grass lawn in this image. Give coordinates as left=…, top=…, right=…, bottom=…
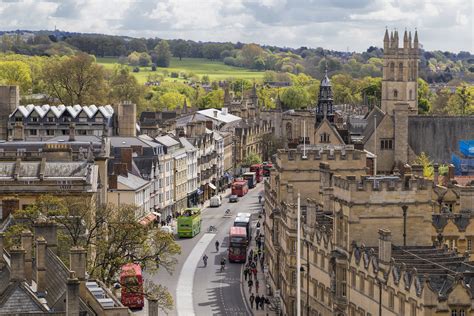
left=97, top=57, right=265, bottom=84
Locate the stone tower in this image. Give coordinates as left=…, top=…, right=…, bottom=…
left=114, top=101, right=137, bottom=137
left=0, top=86, right=19, bottom=140
left=315, top=67, right=334, bottom=125
left=381, top=29, right=419, bottom=115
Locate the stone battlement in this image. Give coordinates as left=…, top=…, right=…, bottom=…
left=333, top=174, right=432, bottom=193
left=277, top=145, right=363, bottom=163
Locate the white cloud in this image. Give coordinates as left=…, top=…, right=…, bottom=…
left=0, top=0, right=470, bottom=52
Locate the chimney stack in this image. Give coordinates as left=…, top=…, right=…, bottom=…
left=433, top=163, right=439, bottom=186
left=20, top=230, right=33, bottom=284
left=378, top=229, right=392, bottom=264
left=33, top=220, right=58, bottom=254
left=69, top=123, right=76, bottom=141
left=148, top=297, right=159, bottom=316
left=69, top=246, right=87, bottom=281
left=120, top=147, right=133, bottom=172
left=213, top=110, right=218, bottom=118
left=35, top=237, right=47, bottom=295
left=66, top=271, right=80, bottom=316
left=9, top=245, right=26, bottom=281
left=448, top=164, right=455, bottom=181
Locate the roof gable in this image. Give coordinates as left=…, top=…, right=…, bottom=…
left=314, top=119, right=345, bottom=145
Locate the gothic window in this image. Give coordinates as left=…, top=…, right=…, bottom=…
left=409, top=89, right=413, bottom=100
left=381, top=139, right=394, bottom=150
left=393, top=89, right=398, bottom=99
left=390, top=62, right=395, bottom=80
left=320, top=133, right=330, bottom=143
left=286, top=122, right=292, bottom=140
left=398, top=62, right=404, bottom=81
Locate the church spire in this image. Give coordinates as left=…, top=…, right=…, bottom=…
left=414, top=29, right=419, bottom=49
left=316, top=65, right=334, bottom=125
left=403, top=29, right=408, bottom=48
left=384, top=28, right=389, bottom=50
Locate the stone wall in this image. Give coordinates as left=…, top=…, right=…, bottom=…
left=408, top=116, right=474, bottom=163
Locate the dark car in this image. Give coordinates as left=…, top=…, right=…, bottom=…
left=229, top=195, right=239, bottom=203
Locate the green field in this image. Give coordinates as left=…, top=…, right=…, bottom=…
left=97, top=57, right=264, bottom=84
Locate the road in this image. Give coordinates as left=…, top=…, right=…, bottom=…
left=136, top=182, right=264, bottom=315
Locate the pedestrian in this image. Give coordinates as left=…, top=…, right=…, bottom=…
left=249, top=249, right=253, bottom=258
left=248, top=279, right=253, bottom=292
left=256, top=221, right=261, bottom=228
left=258, top=248, right=262, bottom=258
left=255, top=279, right=259, bottom=293
left=257, top=239, right=261, bottom=250
left=254, top=253, right=258, bottom=263
left=249, top=293, right=255, bottom=309
left=260, top=257, right=264, bottom=270
left=265, top=297, right=270, bottom=309
left=255, top=294, right=260, bottom=310
left=260, top=295, right=266, bottom=310
left=253, top=267, right=257, bottom=279
left=244, top=267, right=249, bottom=281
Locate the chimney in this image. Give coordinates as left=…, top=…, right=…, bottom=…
left=69, top=123, right=76, bottom=142
left=378, top=229, right=392, bottom=264
left=205, top=120, right=213, bottom=130
left=12, top=122, right=24, bottom=141
left=0, top=233, right=4, bottom=263
left=9, top=245, right=26, bottom=281
left=33, top=220, right=58, bottom=254
left=120, top=147, right=133, bottom=172
left=148, top=297, right=159, bottom=316
left=116, top=101, right=137, bottom=137
left=222, top=107, right=228, bottom=115
left=21, top=230, right=33, bottom=284
left=109, top=174, right=118, bottom=189
left=69, top=246, right=87, bottom=281
left=113, top=163, right=128, bottom=177
left=2, top=198, right=19, bottom=221
left=186, top=122, right=195, bottom=137
left=448, top=164, right=455, bottom=180
left=66, top=271, right=80, bottom=316
left=433, top=163, right=439, bottom=186
left=35, top=237, right=47, bottom=295
left=411, top=164, right=423, bottom=178
left=213, top=110, right=218, bottom=118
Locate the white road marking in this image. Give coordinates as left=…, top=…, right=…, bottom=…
left=176, top=233, right=216, bottom=316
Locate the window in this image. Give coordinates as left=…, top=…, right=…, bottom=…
left=320, top=253, right=325, bottom=270
left=78, top=130, right=87, bottom=135
left=390, top=62, right=395, bottom=79
left=393, top=89, right=398, bottom=99
left=398, top=62, right=404, bottom=81
left=389, top=290, right=395, bottom=309
left=46, top=130, right=55, bottom=136
left=290, top=239, right=296, bottom=253
left=286, top=123, right=292, bottom=140
left=351, top=269, right=356, bottom=287
left=61, top=129, right=69, bottom=135
left=291, top=270, right=297, bottom=285
left=359, top=274, right=365, bottom=293
left=410, top=302, right=416, bottom=316
left=468, top=239, right=472, bottom=251
left=381, top=139, right=394, bottom=150
left=409, top=90, right=413, bottom=100
left=15, top=116, right=22, bottom=122
left=319, top=285, right=324, bottom=302
left=451, top=310, right=457, bottom=316
left=460, top=309, right=465, bottom=316
left=29, top=129, right=37, bottom=136
left=47, top=117, right=55, bottom=122
left=31, top=117, right=38, bottom=122
left=320, top=133, right=330, bottom=143
left=400, top=297, right=405, bottom=315
left=368, top=278, right=374, bottom=297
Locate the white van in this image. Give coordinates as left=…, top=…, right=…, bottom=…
left=210, top=195, right=222, bottom=207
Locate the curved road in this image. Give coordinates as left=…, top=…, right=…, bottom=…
left=138, top=182, right=263, bottom=316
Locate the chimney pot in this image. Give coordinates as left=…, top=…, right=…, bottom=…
left=9, top=245, right=26, bottom=281
left=66, top=271, right=80, bottom=316
left=378, top=228, right=392, bottom=264
left=35, top=237, right=47, bottom=295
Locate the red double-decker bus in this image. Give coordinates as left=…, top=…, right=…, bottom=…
left=231, top=180, right=248, bottom=197
left=120, top=263, right=144, bottom=309
left=228, top=226, right=248, bottom=263
left=250, top=164, right=264, bottom=183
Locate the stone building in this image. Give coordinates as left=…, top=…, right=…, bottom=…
left=264, top=146, right=474, bottom=315
left=0, top=223, right=128, bottom=315
left=0, top=86, right=19, bottom=141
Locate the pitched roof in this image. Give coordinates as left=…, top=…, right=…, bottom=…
left=197, top=108, right=242, bottom=124
left=362, top=106, right=386, bottom=143
left=11, top=104, right=114, bottom=119
left=0, top=282, right=47, bottom=313
left=155, top=135, right=179, bottom=148
left=118, top=173, right=149, bottom=190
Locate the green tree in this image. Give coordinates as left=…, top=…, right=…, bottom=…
left=331, top=74, right=361, bottom=105
left=417, top=78, right=432, bottom=114
left=0, top=60, right=32, bottom=92
left=138, top=52, right=152, bottom=67
left=242, top=153, right=262, bottom=167
left=196, top=89, right=224, bottom=109
left=413, top=152, right=434, bottom=178
left=108, top=65, right=142, bottom=104
left=127, top=51, right=140, bottom=66
left=172, top=40, right=190, bottom=61
left=154, top=40, right=172, bottom=67
left=41, top=53, right=107, bottom=105
left=157, top=91, right=188, bottom=110
left=280, top=86, right=310, bottom=109
left=240, top=44, right=264, bottom=68
left=447, top=84, right=474, bottom=115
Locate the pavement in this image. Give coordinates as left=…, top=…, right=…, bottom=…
left=134, top=184, right=266, bottom=316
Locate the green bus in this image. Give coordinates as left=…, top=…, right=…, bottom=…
left=177, top=208, right=202, bottom=238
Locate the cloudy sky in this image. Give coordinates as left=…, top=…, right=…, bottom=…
left=0, top=0, right=472, bottom=52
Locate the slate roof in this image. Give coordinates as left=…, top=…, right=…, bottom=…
left=45, top=248, right=69, bottom=310
left=155, top=135, right=179, bottom=148
left=0, top=161, right=91, bottom=179
left=11, top=104, right=114, bottom=119
left=109, top=137, right=151, bottom=148
left=361, top=106, right=385, bottom=143
left=118, top=173, right=149, bottom=190
left=0, top=282, right=47, bottom=314
left=179, top=137, right=196, bottom=152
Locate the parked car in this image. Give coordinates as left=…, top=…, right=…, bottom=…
left=229, top=195, right=239, bottom=203
left=210, top=195, right=222, bottom=207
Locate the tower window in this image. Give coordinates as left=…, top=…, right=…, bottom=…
left=320, top=133, right=330, bottom=143
left=409, top=90, right=413, bottom=100
left=381, top=139, right=393, bottom=150
left=390, top=62, right=395, bottom=80
left=393, top=89, right=398, bottom=99
left=399, top=62, right=403, bottom=81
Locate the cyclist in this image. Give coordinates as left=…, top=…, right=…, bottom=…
left=203, top=254, right=208, bottom=267
left=220, top=257, right=226, bottom=272
left=215, top=240, right=220, bottom=252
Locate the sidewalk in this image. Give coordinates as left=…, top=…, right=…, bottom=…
left=241, top=216, right=277, bottom=316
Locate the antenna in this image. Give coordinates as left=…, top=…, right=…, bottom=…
left=373, top=114, right=377, bottom=188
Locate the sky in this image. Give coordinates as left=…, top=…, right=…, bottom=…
left=0, top=0, right=472, bottom=52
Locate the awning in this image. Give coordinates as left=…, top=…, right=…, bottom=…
left=208, top=183, right=217, bottom=190
left=139, top=213, right=157, bottom=226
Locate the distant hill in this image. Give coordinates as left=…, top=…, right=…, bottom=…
left=1, top=29, right=472, bottom=83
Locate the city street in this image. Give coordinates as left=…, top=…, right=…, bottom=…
left=136, top=182, right=264, bottom=316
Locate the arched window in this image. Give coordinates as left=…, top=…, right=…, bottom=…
left=389, top=62, right=395, bottom=80
left=409, top=90, right=413, bottom=100
left=286, top=122, right=292, bottom=140
left=393, top=89, right=398, bottom=99
left=320, top=132, right=330, bottom=143
left=398, top=62, right=403, bottom=81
